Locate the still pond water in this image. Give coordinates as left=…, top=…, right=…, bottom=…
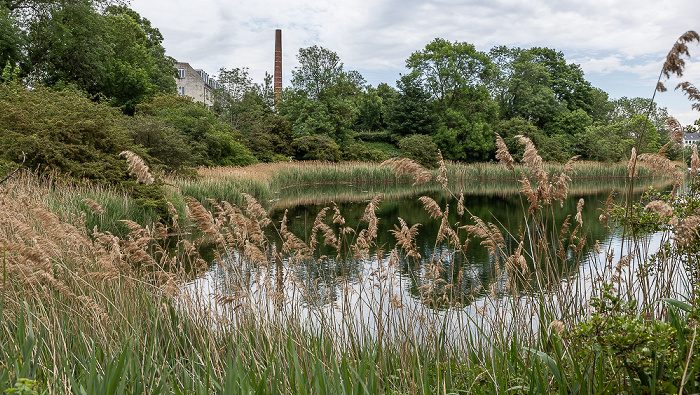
left=188, top=178, right=673, bottom=317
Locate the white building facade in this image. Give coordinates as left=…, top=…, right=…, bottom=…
left=683, top=132, right=700, bottom=148
left=174, top=62, right=219, bottom=107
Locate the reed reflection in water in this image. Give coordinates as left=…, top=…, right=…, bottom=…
left=190, top=179, right=672, bottom=320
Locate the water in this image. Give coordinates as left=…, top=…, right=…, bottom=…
left=184, top=179, right=680, bottom=339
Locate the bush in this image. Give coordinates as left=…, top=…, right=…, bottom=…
left=398, top=134, right=439, bottom=168
left=343, top=142, right=390, bottom=162
left=292, top=135, right=342, bottom=162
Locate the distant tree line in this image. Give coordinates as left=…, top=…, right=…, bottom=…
left=0, top=0, right=695, bottom=194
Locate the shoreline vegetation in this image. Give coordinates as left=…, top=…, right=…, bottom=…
left=1, top=141, right=699, bottom=393
left=170, top=160, right=668, bottom=209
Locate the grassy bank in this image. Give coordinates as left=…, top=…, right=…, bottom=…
left=168, top=159, right=665, bottom=210
left=1, top=136, right=698, bottom=393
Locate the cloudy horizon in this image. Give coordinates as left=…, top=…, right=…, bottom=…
left=129, top=0, right=700, bottom=125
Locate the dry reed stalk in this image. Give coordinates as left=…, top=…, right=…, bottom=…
left=119, top=151, right=154, bottom=185
left=628, top=148, right=638, bottom=179
left=436, top=205, right=460, bottom=247
left=495, top=133, right=514, bottom=171
left=666, top=118, right=684, bottom=149
left=419, top=196, right=443, bottom=219
left=380, top=158, right=433, bottom=185
left=437, top=150, right=448, bottom=189
left=82, top=198, right=105, bottom=215
left=692, top=146, right=700, bottom=175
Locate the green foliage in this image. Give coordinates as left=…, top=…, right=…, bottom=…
left=4, top=378, right=38, bottom=395
left=0, top=84, right=135, bottom=183
left=0, top=8, right=22, bottom=75
left=566, top=285, right=689, bottom=393
left=385, top=72, right=437, bottom=137
left=19, top=1, right=174, bottom=114
left=127, top=115, right=195, bottom=170
left=136, top=94, right=257, bottom=167
left=278, top=45, right=364, bottom=146
left=398, top=134, right=439, bottom=168
left=343, top=141, right=390, bottom=162
left=292, top=134, right=342, bottom=162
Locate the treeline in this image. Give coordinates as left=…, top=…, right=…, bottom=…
left=0, top=0, right=692, bottom=185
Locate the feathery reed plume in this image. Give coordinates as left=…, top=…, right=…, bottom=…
left=437, top=150, right=448, bottom=189
left=380, top=157, right=433, bottom=185
left=457, top=193, right=465, bottom=216
left=242, top=193, right=270, bottom=228
left=436, top=205, right=459, bottom=246
left=692, top=145, right=700, bottom=175
left=638, top=153, right=677, bottom=177
left=82, top=198, right=104, bottom=215
left=645, top=200, right=673, bottom=219
left=575, top=198, right=584, bottom=226
left=309, top=207, right=330, bottom=252
left=676, top=82, right=700, bottom=111
left=419, top=196, right=443, bottom=219
left=516, top=135, right=546, bottom=184
left=495, top=133, right=514, bottom=171
left=119, top=151, right=154, bottom=185
left=659, top=31, right=700, bottom=87
left=666, top=117, right=684, bottom=149
left=185, top=197, right=221, bottom=242
left=167, top=201, right=179, bottom=228
left=390, top=217, right=421, bottom=263
left=598, top=190, right=616, bottom=229
left=674, top=215, right=700, bottom=246
left=628, top=148, right=638, bottom=179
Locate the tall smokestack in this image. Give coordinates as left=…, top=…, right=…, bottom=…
left=274, top=29, right=282, bottom=103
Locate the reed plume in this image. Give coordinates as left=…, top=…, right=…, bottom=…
left=666, top=117, right=684, bottom=149
left=495, top=133, right=514, bottom=171
left=119, top=150, right=155, bottom=185
left=380, top=157, right=433, bottom=185
left=692, top=145, right=700, bottom=175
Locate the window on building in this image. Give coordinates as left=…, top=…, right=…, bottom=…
left=178, top=68, right=185, bottom=79
left=178, top=86, right=185, bottom=95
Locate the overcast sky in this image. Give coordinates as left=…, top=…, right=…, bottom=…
left=129, top=0, right=700, bottom=126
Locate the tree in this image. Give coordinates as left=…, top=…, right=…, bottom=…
left=398, top=134, right=439, bottom=168
left=22, top=2, right=174, bottom=114
left=499, top=53, right=562, bottom=127
left=404, top=38, right=498, bottom=161
left=386, top=72, right=436, bottom=137
left=278, top=46, right=364, bottom=145
left=0, top=7, right=23, bottom=73
left=135, top=94, right=257, bottom=166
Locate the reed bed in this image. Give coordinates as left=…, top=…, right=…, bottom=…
left=168, top=159, right=668, bottom=214
left=1, top=136, right=698, bottom=392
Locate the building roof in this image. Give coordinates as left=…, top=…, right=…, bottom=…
left=685, top=132, right=700, bottom=141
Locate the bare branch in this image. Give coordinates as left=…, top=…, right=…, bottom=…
left=0, top=152, right=26, bottom=186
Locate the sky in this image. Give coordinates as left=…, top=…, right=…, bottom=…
left=129, top=0, right=700, bottom=126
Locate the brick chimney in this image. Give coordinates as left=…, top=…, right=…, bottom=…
left=274, top=29, right=282, bottom=103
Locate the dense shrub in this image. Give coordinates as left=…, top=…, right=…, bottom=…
left=343, top=142, right=390, bottom=162
left=292, top=135, right=342, bottom=162
left=135, top=94, right=257, bottom=166
left=398, top=134, right=439, bottom=168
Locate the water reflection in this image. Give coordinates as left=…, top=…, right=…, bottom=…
left=252, top=180, right=666, bottom=309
